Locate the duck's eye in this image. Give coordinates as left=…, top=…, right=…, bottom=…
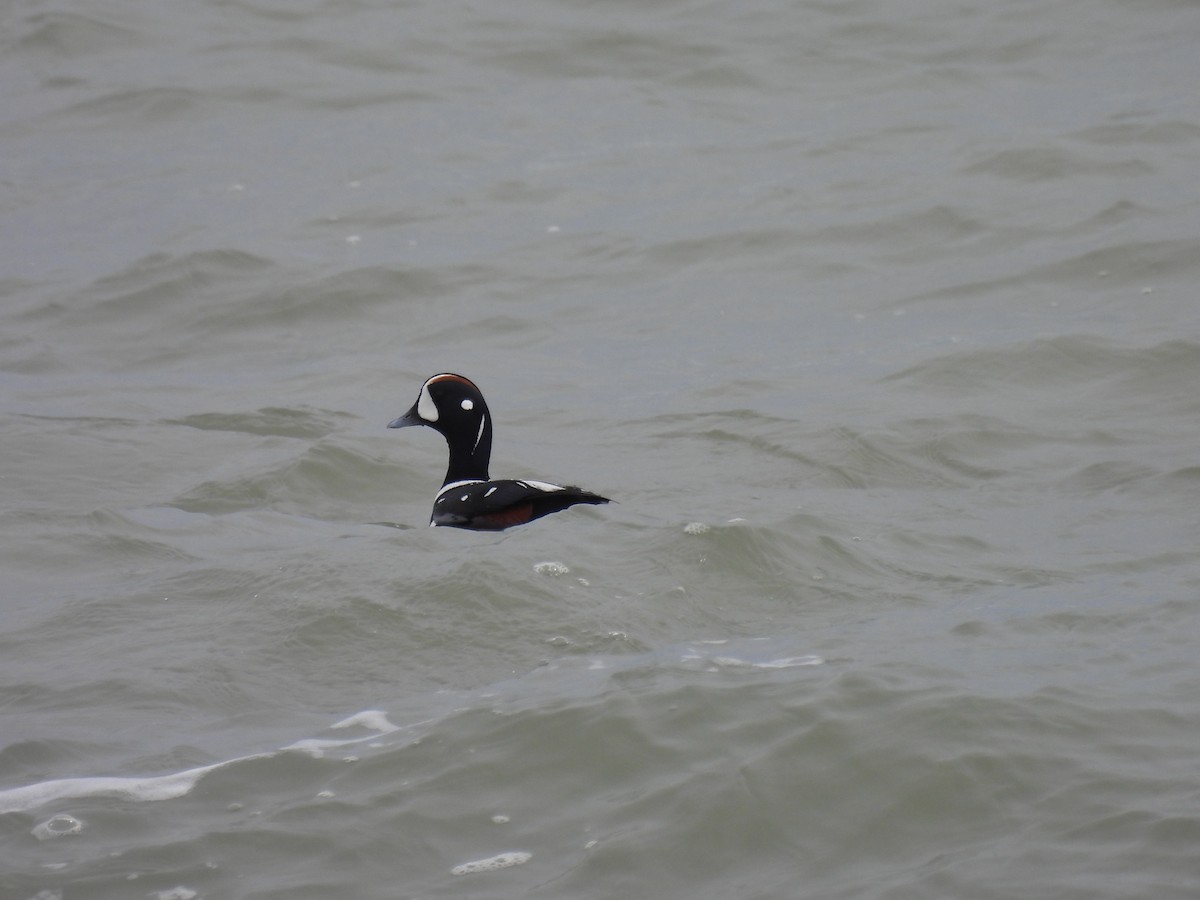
left=461, top=399, right=474, bottom=411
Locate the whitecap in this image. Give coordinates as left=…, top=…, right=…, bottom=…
left=0, top=709, right=406, bottom=814
left=1, top=764, right=230, bottom=815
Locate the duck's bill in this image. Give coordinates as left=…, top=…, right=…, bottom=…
left=387, top=407, right=423, bottom=429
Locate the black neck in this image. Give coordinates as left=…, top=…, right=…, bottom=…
left=443, top=419, right=492, bottom=485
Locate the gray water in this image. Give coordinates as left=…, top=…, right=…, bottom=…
left=3, top=0, right=1200, bottom=897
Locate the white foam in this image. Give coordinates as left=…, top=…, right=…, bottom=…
left=329, top=709, right=403, bottom=733
left=533, top=561, right=569, bottom=576
left=756, top=655, right=825, bottom=668
left=0, top=710, right=405, bottom=814
left=0, top=765, right=228, bottom=815
left=710, top=654, right=825, bottom=669
left=149, top=888, right=198, bottom=900
left=451, top=851, right=531, bottom=875
left=284, top=710, right=407, bottom=757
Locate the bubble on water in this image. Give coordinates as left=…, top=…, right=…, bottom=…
left=533, top=561, right=569, bottom=576
left=491, top=814, right=510, bottom=824
left=683, top=522, right=710, bottom=535
left=451, top=851, right=531, bottom=875
left=32, top=814, right=83, bottom=840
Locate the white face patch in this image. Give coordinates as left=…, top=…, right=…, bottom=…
left=461, top=398, right=474, bottom=411
left=416, top=384, right=439, bottom=422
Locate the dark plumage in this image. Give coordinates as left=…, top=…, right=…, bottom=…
left=388, top=373, right=609, bottom=531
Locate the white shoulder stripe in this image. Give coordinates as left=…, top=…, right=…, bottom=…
left=518, top=480, right=566, bottom=492
left=436, top=479, right=484, bottom=500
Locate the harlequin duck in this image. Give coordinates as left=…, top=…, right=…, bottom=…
left=388, top=373, right=610, bottom=530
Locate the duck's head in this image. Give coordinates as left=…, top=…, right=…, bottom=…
left=389, top=373, right=493, bottom=481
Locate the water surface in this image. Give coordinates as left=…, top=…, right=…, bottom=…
left=3, top=0, right=1200, bottom=897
